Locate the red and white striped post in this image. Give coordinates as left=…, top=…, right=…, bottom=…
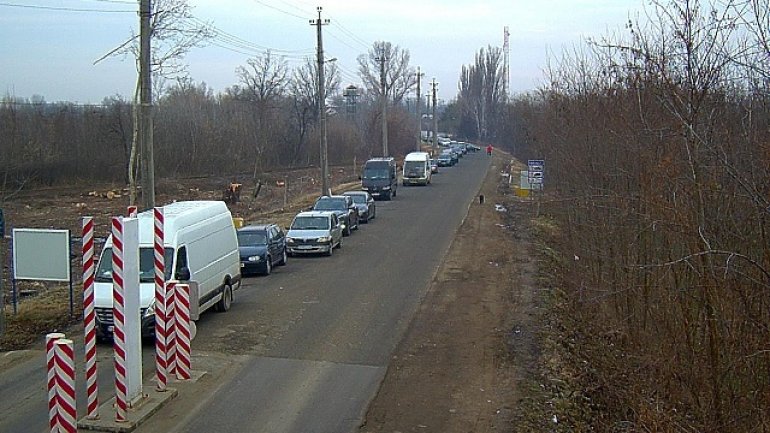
left=111, top=217, right=128, bottom=422
left=166, top=281, right=177, bottom=376
left=153, top=207, right=169, bottom=391
left=82, top=216, right=99, bottom=419
left=46, top=332, right=65, bottom=433
left=53, top=339, right=77, bottom=433
left=175, top=283, right=192, bottom=380
left=127, top=206, right=138, bottom=217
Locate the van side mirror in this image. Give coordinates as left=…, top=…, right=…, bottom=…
left=177, top=267, right=191, bottom=281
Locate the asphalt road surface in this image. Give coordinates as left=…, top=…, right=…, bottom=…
left=0, top=151, right=490, bottom=433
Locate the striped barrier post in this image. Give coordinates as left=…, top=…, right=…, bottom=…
left=46, top=332, right=65, bottom=433
left=153, top=207, right=169, bottom=391
left=82, top=216, right=99, bottom=419
left=127, top=206, right=138, bottom=217
left=111, top=217, right=128, bottom=422
left=166, top=281, right=177, bottom=376
left=54, top=339, right=77, bottom=433
left=175, top=283, right=192, bottom=380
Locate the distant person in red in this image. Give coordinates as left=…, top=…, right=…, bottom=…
left=486, top=145, right=493, bottom=156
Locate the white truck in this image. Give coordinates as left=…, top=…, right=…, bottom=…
left=93, top=201, right=241, bottom=339
left=402, top=152, right=432, bottom=186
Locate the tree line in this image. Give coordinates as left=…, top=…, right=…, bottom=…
left=0, top=41, right=420, bottom=196
left=480, top=0, right=769, bottom=431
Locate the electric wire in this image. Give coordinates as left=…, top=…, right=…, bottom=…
left=0, top=1, right=134, bottom=12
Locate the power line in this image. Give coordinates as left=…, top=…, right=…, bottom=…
left=251, top=0, right=309, bottom=20
left=329, top=19, right=371, bottom=50
left=0, top=1, right=134, bottom=12
left=190, top=16, right=314, bottom=57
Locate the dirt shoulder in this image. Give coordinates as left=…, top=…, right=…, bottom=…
left=359, top=152, right=542, bottom=432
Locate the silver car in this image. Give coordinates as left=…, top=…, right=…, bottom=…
left=286, top=211, right=343, bottom=256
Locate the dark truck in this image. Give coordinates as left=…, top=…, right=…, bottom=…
left=361, top=157, right=397, bottom=200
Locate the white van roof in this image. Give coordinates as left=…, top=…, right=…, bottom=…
left=105, top=201, right=232, bottom=247
left=404, top=152, right=430, bottom=161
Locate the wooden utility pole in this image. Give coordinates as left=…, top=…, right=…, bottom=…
left=376, top=55, right=388, bottom=156
left=139, top=0, right=155, bottom=209
left=311, top=7, right=330, bottom=196
left=415, top=67, right=424, bottom=151
left=431, top=78, right=438, bottom=149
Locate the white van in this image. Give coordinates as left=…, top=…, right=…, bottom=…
left=93, top=201, right=242, bottom=339
left=403, top=152, right=432, bottom=186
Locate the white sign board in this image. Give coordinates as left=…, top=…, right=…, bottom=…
left=12, top=229, right=71, bottom=281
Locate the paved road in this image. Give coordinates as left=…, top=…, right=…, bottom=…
left=0, top=151, right=490, bottom=433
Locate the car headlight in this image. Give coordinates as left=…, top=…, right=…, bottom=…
left=317, top=236, right=331, bottom=243
left=247, top=255, right=261, bottom=262
left=287, top=237, right=296, bottom=244
left=382, top=186, right=391, bottom=190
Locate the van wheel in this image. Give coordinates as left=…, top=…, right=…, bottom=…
left=216, top=283, right=233, bottom=312
left=278, top=250, right=288, bottom=266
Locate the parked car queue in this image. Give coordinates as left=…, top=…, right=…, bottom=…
left=236, top=140, right=480, bottom=274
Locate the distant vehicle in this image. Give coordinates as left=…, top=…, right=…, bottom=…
left=361, top=157, right=398, bottom=200
left=313, top=195, right=359, bottom=236
left=429, top=158, right=439, bottom=174
left=436, top=154, right=453, bottom=167
left=343, top=191, right=376, bottom=223
left=237, top=224, right=287, bottom=276
left=403, top=152, right=432, bottom=186
left=94, top=201, right=241, bottom=339
left=440, top=149, right=459, bottom=165
left=286, top=211, right=343, bottom=256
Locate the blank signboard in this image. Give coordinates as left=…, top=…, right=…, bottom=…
left=12, top=228, right=71, bottom=282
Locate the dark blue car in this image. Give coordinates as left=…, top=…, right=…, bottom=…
left=237, top=224, right=288, bottom=275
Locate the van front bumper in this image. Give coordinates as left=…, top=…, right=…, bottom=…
left=95, top=307, right=156, bottom=339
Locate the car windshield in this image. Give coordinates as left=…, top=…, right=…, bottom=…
left=291, top=216, right=330, bottom=230
left=237, top=231, right=267, bottom=245
left=313, top=198, right=345, bottom=211
left=404, top=161, right=425, bottom=172
left=95, top=247, right=174, bottom=283
left=363, top=168, right=389, bottom=180
left=347, top=194, right=366, bottom=204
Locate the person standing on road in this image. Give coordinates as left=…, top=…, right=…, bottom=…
left=486, top=144, right=493, bottom=156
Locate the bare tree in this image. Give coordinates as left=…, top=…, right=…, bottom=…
left=457, top=46, right=505, bottom=140
left=288, top=57, right=341, bottom=164
left=234, top=51, right=289, bottom=179
left=357, top=41, right=417, bottom=104
left=101, top=0, right=212, bottom=204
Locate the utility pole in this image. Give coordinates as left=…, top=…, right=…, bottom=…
left=503, top=26, right=510, bottom=100
left=139, top=0, right=154, bottom=209
left=415, top=67, right=424, bottom=152
left=311, top=7, right=330, bottom=196
left=431, top=78, right=438, bottom=149
left=376, top=55, right=388, bottom=156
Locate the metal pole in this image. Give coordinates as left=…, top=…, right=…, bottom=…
left=378, top=56, right=388, bottom=156
left=432, top=78, right=438, bottom=150
left=140, top=0, right=155, bottom=209
left=313, top=7, right=330, bottom=196
left=416, top=67, right=423, bottom=152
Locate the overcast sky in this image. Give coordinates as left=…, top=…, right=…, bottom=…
left=0, top=0, right=646, bottom=104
